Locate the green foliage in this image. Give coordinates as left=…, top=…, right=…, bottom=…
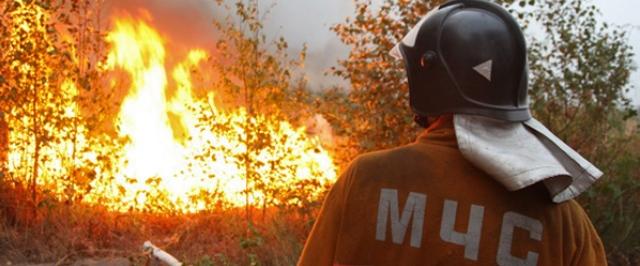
left=586, top=144, right=640, bottom=262
left=195, top=255, right=216, bottom=266
left=527, top=0, right=635, bottom=156
left=521, top=0, right=639, bottom=260
left=239, top=222, right=264, bottom=266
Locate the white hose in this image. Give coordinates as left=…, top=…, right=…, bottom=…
left=143, top=241, right=183, bottom=266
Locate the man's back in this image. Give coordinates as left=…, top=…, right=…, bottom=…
left=298, top=119, right=606, bottom=265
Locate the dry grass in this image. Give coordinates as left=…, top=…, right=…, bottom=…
left=2, top=168, right=640, bottom=265
left=0, top=182, right=318, bottom=265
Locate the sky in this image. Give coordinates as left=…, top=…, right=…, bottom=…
left=104, top=0, right=640, bottom=106
left=262, top=0, right=640, bottom=106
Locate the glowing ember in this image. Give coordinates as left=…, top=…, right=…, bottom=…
left=7, top=13, right=337, bottom=213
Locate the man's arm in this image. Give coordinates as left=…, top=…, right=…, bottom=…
left=570, top=201, right=608, bottom=266
left=298, top=160, right=357, bottom=266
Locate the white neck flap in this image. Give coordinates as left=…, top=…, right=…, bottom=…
left=454, top=114, right=603, bottom=203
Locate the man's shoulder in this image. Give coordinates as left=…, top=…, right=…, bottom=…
left=342, top=142, right=454, bottom=183
left=350, top=143, right=425, bottom=167
left=555, top=199, right=592, bottom=221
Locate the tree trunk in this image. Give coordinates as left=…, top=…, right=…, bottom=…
left=0, top=113, right=8, bottom=174
left=243, top=68, right=253, bottom=224
left=31, top=85, right=40, bottom=220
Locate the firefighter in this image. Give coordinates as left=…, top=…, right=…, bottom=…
left=298, top=0, right=607, bottom=265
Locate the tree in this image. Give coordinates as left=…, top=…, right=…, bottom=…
left=524, top=0, right=638, bottom=261
left=325, top=0, right=439, bottom=166
left=0, top=0, right=120, bottom=219
left=0, top=1, right=75, bottom=214
left=201, top=0, right=325, bottom=218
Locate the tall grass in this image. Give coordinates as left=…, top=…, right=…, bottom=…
left=0, top=182, right=319, bottom=265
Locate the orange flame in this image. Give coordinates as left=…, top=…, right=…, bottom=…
left=96, top=17, right=336, bottom=212
left=6, top=12, right=337, bottom=213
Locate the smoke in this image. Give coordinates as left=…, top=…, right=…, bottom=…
left=105, top=0, right=218, bottom=51
left=102, top=0, right=640, bottom=104
left=305, top=114, right=335, bottom=148
left=103, top=0, right=355, bottom=91
left=260, top=0, right=354, bottom=90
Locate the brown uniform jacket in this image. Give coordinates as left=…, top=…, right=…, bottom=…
left=298, top=117, right=606, bottom=266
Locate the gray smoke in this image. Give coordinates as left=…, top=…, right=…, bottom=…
left=104, top=0, right=639, bottom=103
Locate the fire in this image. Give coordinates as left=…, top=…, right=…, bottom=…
left=97, top=17, right=336, bottom=212
left=6, top=12, right=337, bottom=213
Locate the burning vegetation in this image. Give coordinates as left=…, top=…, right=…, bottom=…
left=0, top=1, right=340, bottom=263
left=3, top=3, right=336, bottom=214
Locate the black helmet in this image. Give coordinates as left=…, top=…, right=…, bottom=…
left=391, top=0, right=530, bottom=121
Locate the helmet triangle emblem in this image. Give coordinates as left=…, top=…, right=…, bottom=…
left=473, top=60, right=493, bottom=81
